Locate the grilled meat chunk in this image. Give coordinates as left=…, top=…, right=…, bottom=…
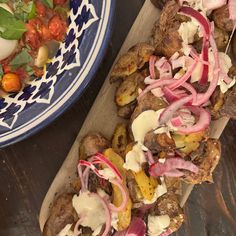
left=79, top=133, right=110, bottom=160
left=131, top=92, right=167, bottom=121
left=212, top=5, right=234, bottom=32
left=182, top=139, right=221, bottom=184
left=144, top=131, right=176, bottom=154
left=43, top=193, right=78, bottom=236
left=149, top=192, right=184, bottom=234
left=221, top=85, right=236, bottom=119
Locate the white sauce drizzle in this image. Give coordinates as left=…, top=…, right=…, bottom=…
left=72, top=192, right=106, bottom=235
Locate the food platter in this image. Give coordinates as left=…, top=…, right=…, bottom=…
left=39, top=0, right=232, bottom=234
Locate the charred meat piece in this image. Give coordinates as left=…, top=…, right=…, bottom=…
left=117, top=102, right=137, bottom=119
left=110, top=43, right=155, bottom=80
left=88, top=172, right=112, bottom=195
left=210, top=86, right=224, bottom=119
left=212, top=5, right=234, bottom=32
left=150, top=0, right=185, bottom=58
left=182, top=139, right=221, bottom=184
left=149, top=192, right=184, bottom=233
left=43, top=193, right=78, bottom=236
left=214, top=27, right=229, bottom=51
left=79, top=133, right=110, bottom=160
left=112, top=123, right=128, bottom=157
left=115, top=72, right=146, bottom=107
left=221, top=85, right=236, bottom=119
left=131, top=92, right=167, bottom=121
left=144, top=131, right=176, bottom=154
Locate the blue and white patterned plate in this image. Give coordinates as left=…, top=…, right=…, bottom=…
left=0, top=0, right=115, bottom=147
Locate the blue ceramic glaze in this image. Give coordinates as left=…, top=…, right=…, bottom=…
left=0, top=0, right=116, bottom=147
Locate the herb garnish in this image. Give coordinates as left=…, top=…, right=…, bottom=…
left=0, top=7, right=26, bottom=40
left=9, top=48, right=33, bottom=70
left=14, top=0, right=36, bottom=22
left=41, top=0, right=54, bottom=9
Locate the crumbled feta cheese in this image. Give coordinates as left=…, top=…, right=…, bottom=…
left=191, top=49, right=233, bottom=93
left=148, top=215, right=171, bottom=236
left=124, top=142, right=146, bottom=173
left=178, top=20, right=199, bottom=45
left=98, top=168, right=116, bottom=180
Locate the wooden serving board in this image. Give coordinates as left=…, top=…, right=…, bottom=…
left=39, top=0, right=230, bottom=231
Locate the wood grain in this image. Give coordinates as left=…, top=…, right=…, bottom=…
left=0, top=1, right=235, bottom=236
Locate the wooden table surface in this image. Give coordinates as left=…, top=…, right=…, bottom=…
left=0, top=1, right=236, bottom=236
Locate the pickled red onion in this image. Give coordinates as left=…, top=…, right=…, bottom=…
left=149, top=158, right=198, bottom=177
left=170, top=116, right=184, bottom=127
left=177, top=106, right=211, bottom=134
left=109, top=179, right=129, bottom=212
left=159, top=95, right=193, bottom=125
left=193, top=34, right=220, bottom=106
left=90, top=193, right=111, bottom=236
left=138, top=79, right=173, bottom=98
left=179, top=6, right=210, bottom=85
left=149, top=55, right=157, bottom=79
left=181, top=82, right=197, bottom=103
left=168, top=59, right=198, bottom=90
left=93, top=153, right=123, bottom=182
left=162, top=86, right=182, bottom=103
left=125, top=217, right=146, bottom=236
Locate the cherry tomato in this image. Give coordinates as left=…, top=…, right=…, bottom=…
left=41, top=25, right=52, bottom=41
left=1, top=73, right=21, bottom=93
left=53, top=0, right=67, bottom=6
left=48, top=15, right=67, bottom=41
left=36, top=0, right=46, bottom=17
left=24, top=19, right=43, bottom=49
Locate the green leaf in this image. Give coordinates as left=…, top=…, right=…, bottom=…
left=0, top=7, right=26, bottom=40
left=41, top=0, right=53, bottom=9
left=25, top=65, right=34, bottom=76
left=0, top=0, right=8, bottom=3
left=14, top=1, right=36, bottom=22
left=9, top=48, right=33, bottom=70
left=0, top=65, right=4, bottom=80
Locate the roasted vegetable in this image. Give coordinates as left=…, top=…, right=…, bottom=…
left=144, top=131, right=176, bottom=154
left=103, top=148, right=132, bottom=230
left=150, top=0, right=185, bottom=58
left=115, top=72, right=145, bottom=106
left=133, top=170, right=158, bottom=201
left=79, top=133, right=110, bottom=160
left=131, top=92, right=167, bottom=121
left=113, top=187, right=132, bottom=231
left=117, top=102, right=137, bottom=119
left=221, top=85, right=236, bottom=119
left=212, top=5, right=234, bottom=32
left=182, top=139, right=221, bottom=184
left=43, top=193, right=78, bottom=236
left=172, top=131, right=206, bottom=155
left=150, top=191, right=184, bottom=234
left=210, top=87, right=224, bottom=119
left=110, top=43, right=155, bottom=80
left=112, top=123, right=128, bottom=157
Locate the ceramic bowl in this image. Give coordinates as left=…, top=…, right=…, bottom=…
left=0, top=0, right=115, bottom=147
